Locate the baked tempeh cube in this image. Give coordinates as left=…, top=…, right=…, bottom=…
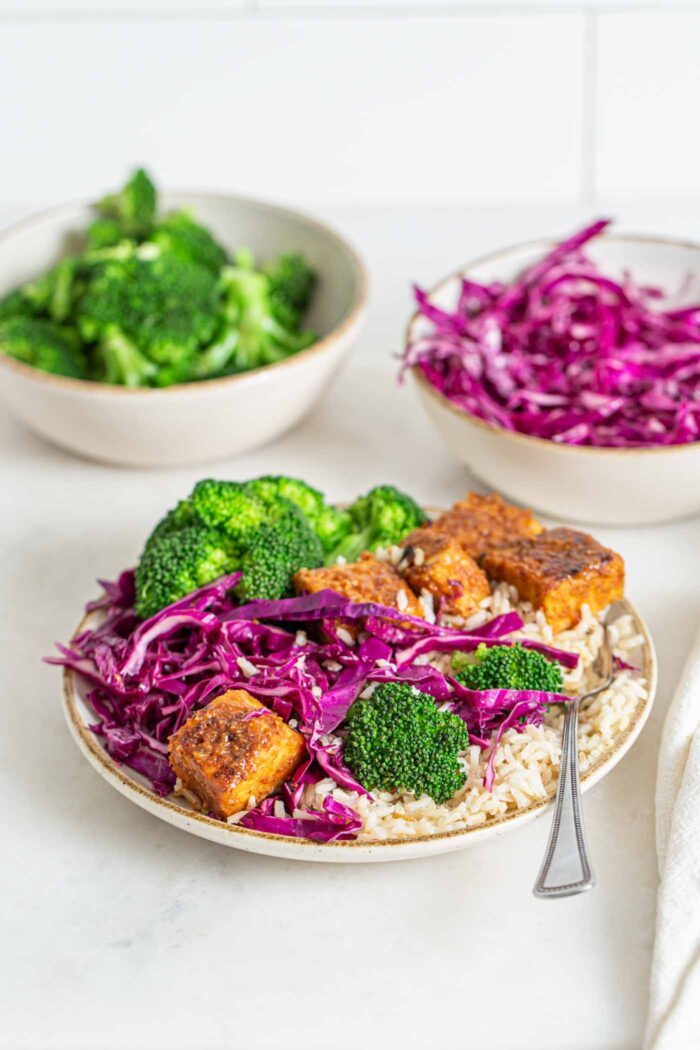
left=293, top=551, right=423, bottom=618
left=423, top=492, right=544, bottom=563
left=169, top=689, right=306, bottom=819
left=482, top=527, right=624, bottom=633
left=400, top=526, right=490, bottom=618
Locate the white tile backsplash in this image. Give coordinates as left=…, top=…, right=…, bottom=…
left=0, top=5, right=697, bottom=207
left=0, top=12, right=585, bottom=208
left=595, top=10, right=700, bottom=197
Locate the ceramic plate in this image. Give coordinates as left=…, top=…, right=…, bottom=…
left=61, top=568, right=657, bottom=863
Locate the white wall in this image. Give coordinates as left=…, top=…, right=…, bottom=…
left=0, top=2, right=699, bottom=209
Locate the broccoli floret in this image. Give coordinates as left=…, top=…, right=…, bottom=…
left=135, top=476, right=328, bottom=616
left=21, top=257, right=80, bottom=323
left=244, top=475, right=350, bottom=555
left=344, top=682, right=469, bottom=804
left=151, top=209, right=228, bottom=273
left=0, top=317, right=87, bottom=379
left=453, top=643, right=564, bottom=693
left=236, top=503, right=323, bottom=602
left=96, top=168, right=157, bottom=240
left=199, top=262, right=315, bottom=376
left=191, top=323, right=240, bottom=381
left=134, top=523, right=237, bottom=620
left=326, top=484, right=427, bottom=564
left=191, top=479, right=270, bottom=550
left=0, top=289, right=35, bottom=320
left=86, top=218, right=124, bottom=250
left=263, top=252, right=316, bottom=328
left=78, top=248, right=220, bottom=387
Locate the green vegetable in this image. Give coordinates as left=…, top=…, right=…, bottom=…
left=151, top=209, right=228, bottom=274
left=263, top=252, right=316, bottom=328
left=0, top=168, right=318, bottom=387
left=0, top=317, right=87, bottom=378
left=194, top=261, right=315, bottom=378
left=134, top=524, right=236, bottom=620
left=452, top=643, right=564, bottom=693
left=236, top=503, right=324, bottom=602
left=77, top=248, right=220, bottom=387
left=191, top=479, right=269, bottom=550
left=243, top=475, right=350, bottom=555
left=21, top=258, right=81, bottom=324
left=344, top=682, right=469, bottom=804
left=95, top=167, right=157, bottom=240
left=325, top=484, right=427, bottom=564
left=135, top=475, right=327, bottom=617
left=85, top=218, right=124, bottom=251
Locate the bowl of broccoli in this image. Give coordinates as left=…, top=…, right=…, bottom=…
left=0, top=170, right=368, bottom=466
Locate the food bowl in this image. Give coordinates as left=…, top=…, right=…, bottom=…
left=0, top=193, right=367, bottom=467
left=408, top=234, right=700, bottom=526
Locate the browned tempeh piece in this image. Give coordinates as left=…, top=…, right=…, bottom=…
left=482, top=527, right=625, bottom=633
left=169, top=689, right=306, bottom=819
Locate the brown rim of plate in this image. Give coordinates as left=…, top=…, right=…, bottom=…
left=407, top=231, right=700, bottom=458
left=0, top=191, right=369, bottom=396
left=60, top=508, right=658, bottom=849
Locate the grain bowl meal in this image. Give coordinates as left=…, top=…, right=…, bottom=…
left=50, top=476, right=648, bottom=843
left=0, top=169, right=318, bottom=387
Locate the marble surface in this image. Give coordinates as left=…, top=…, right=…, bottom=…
left=1, top=202, right=700, bottom=1050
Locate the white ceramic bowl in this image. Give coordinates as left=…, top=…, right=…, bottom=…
left=0, top=194, right=367, bottom=467
left=409, top=234, right=700, bottom=525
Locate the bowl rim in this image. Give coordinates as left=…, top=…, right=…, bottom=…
left=0, top=190, right=369, bottom=397
left=407, top=230, right=700, bottom=459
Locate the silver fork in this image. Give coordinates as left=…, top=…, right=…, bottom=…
left=533, top=614, right=616, bottom=899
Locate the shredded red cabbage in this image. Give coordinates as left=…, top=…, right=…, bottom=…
left=404, top=219, right=700, bottom=447
left=49, top=574, right=578, bottom=840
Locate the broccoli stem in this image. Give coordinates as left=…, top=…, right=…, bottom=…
left=99, top=326, right=157, bottom=388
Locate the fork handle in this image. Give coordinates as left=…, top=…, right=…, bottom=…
left=533, top=699, right=595, bottom=899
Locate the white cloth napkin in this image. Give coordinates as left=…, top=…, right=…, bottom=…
left=645, top=624, right=700, bottom=1050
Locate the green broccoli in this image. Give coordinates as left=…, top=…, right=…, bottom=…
left=236, top=503, right=324, bottom=602
left=85, top=218, right=124, bottom=251
left=344, top=682, right=469, bottom=804
left=134, top=476, right=326, bottom=617
left=0, top=317, right=87, bottom=379
left=195, top=262, right=315, bottom=377
left=78, top=248, right=220, bottom=387
left=134, top=524, right=237, bottom=620
left=263, top=252, right=316, bottom=328
left=151, top=209, right=228, bottom=273
left=21, top=257, right=80, bottom=323
left=325, top=484, right=427, bottom=564
left=0, top=289, right=35, bottom=320
left=95, top=168, right=157, bottom=240
left=452, top=643, right=564, bottom=693
left=0, top=170, right=318, bottom=387
left=243, top=475, right=350, bottom=555
left=191, top=479, right=269, bottom=550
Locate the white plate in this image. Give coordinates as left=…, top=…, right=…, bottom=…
left=61, top=589, right=657, bottom=863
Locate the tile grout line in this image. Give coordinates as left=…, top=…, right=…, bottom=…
left=2, top=2, right=700, bottom=27
left=580, top=5, right=598, bottom=208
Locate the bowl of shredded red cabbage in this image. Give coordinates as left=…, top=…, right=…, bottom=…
left=404, top=220, right=700, bottom=449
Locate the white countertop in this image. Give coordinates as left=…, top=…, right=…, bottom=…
left=2, top=201, right=700, bottom=1050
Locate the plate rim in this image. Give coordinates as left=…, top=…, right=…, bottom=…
left=61, top=549, right=658, bottom=860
